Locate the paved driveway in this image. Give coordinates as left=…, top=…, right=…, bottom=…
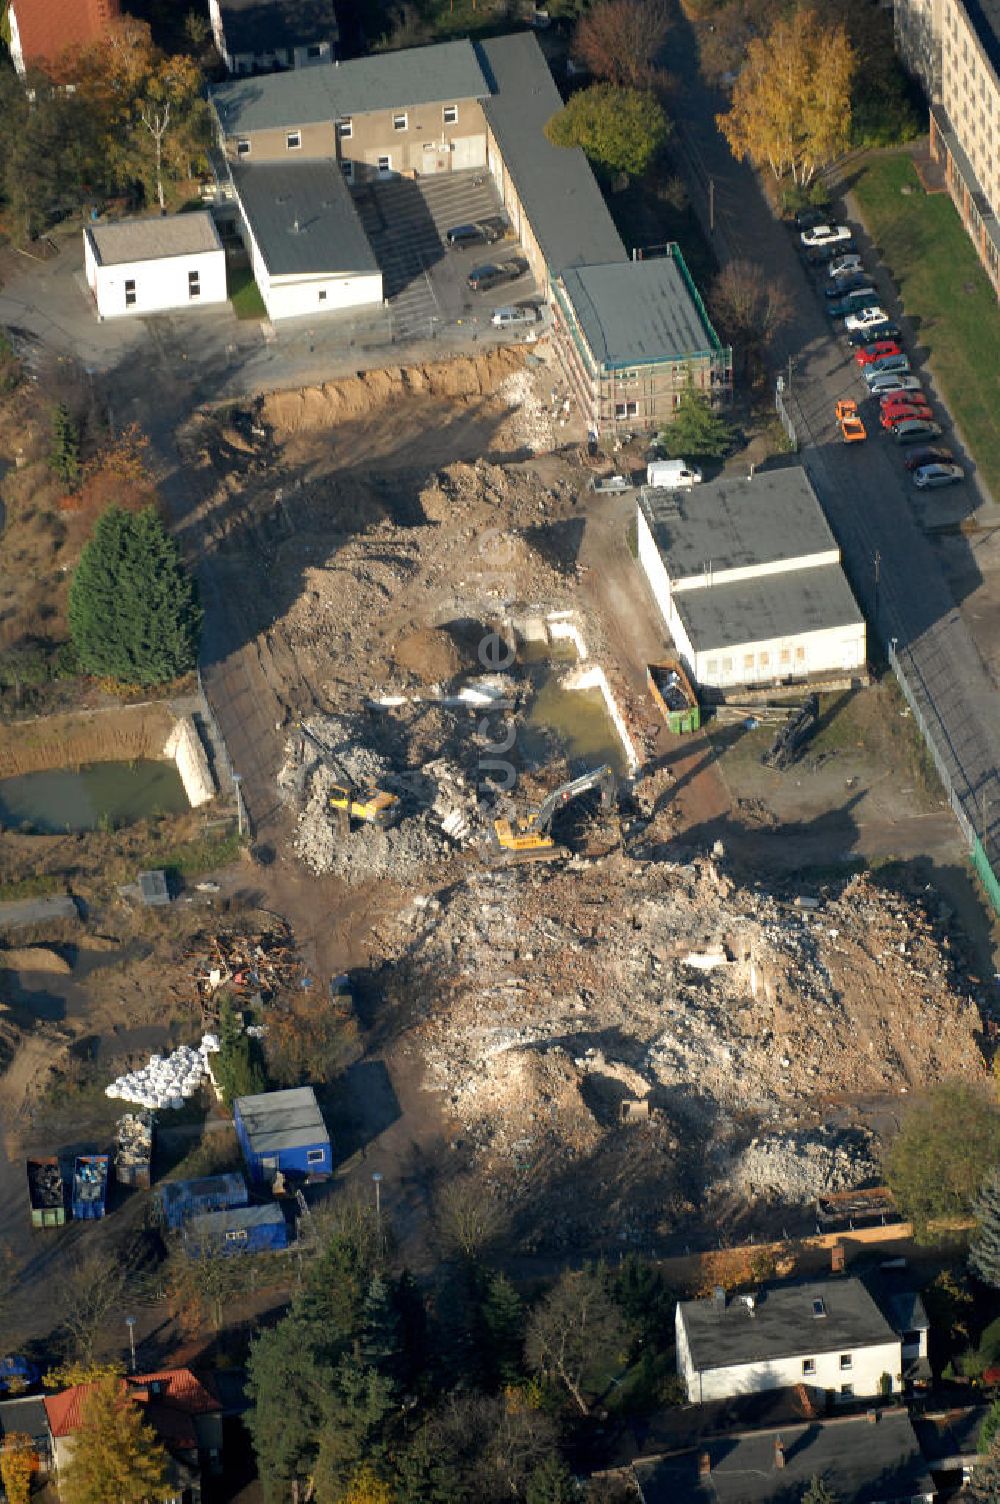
left=668, top=14, right=1000, bottom=867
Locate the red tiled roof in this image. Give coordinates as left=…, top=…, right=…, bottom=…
left=45, top=1369, right=221, bottom=1442
left=10, top=0, right=121, bottom=70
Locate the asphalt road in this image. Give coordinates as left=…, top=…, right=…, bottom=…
left=669, top=13, right=1000, bottom=868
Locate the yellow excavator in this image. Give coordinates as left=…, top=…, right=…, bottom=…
left=492, top=764, right=617, bottom=863
left=299, top=724, right=399, bottom=830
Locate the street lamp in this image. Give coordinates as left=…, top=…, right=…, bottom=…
left=125, top=1315, right=137, bottom=1374
left=372, top=1172, right=383, bottom=1244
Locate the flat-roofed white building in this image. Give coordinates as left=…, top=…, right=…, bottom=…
left=83, top=213, right=228, bottom=320
left=637, top=466, right=866, bottom=693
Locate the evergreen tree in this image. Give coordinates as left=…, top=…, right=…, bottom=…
left=968, top=1441, right=1000, bottom=1503
left=394, top=1420, right=466, bottom=1504
left=527, top=1456, right=581, bottom=1504
left=246, top=1318, right=327, bottom=1502
left=68, top=505, right=202, bottom=685
left=361, top=1273, right=402, bottom=1376
left=50, top=403, right=81, bottom=491
left=480, top=1271, right=526, bottom=1388
left=801, top=1477, right=840, bottom=1504
left=970, top=1167, right=1000, bottom=1288
left=658, top=383, right=735, bottom=461
left=213, top=998, right=266, bottom=1108
left=313, top=1355, right=396, bottom=1503
left=394, top=1268, right=429, bottom=1389
left=59, top=1377, right=171, bottom=1504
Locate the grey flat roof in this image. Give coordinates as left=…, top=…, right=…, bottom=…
left=220, top=0, right=335, bottom=55
left=0, top=1397, right=49, bottom=1446
left=560, top=258, right=718, bottom=367
left=674, top=562, right=864, bottom=652
left=914, top=1405, right=990, bottom=1464
left=634, top=1412, right=934, bottom=1504
left=235, top=1085, right=330, bottom=1153
left=186, top=1203, right=286, bottom=1237
left=640, top=466, right=838, bottom=581
left=679, top=1279, right=895, bottom=1373
left=212, top=38, right=486, bottom=133
left=476, top=33, right=627, bottom=273
left=230, top=158, right=378, bottom=277
left=86, top=212, right=222, bottom=266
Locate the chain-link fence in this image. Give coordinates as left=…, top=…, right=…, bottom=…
left=196, top=666, right=251, bottom=840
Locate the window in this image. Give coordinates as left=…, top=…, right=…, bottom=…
left=743, top=653, right=754, bottom=671
left=236, top=138, right=251, bottom=156
left=341, top=160, right=355, bottom=184
left=307, top=1148, right=326, bottom=1165
left=307, top=43, right=322, bottom=57
left=722, top=657, right=733, bottom=674
left=338, top=117, right=353, bottom=138
left=802, top=1358, right=816, bottom=1376
left=705, top=659, right=718, bottom=676
left=125, top=277, right=136, bottom=308
left=759, top=650, right=769, bottom=668
left=377, top=155, right=391, bottom=174
left=840, top=1383, right=854, bottom=1397
left=188, top=269, right=201, bottom=299
left=393, top=112, right=408, bottom=131
left=614, top=401, right=638, bottom=419
left=840, top=1354, right=853, bottom=1371
left=795, top=645, right=806, bottom=662
left=780, top=647, right=791, bottom=666
left=225, top=1228, right=248, bottom=1243
left=443, top=104, right=458, bottom=124
left=318, top=290, right=327, bottom=303
left=812, top=1298, right=827, bottom=1318
left=287, top=130, right=302, bottom=150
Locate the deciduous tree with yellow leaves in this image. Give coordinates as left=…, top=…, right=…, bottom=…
left=57, top=1376, right=173, bottom=1504
left=716, top=8, right=855, bottom=186
left=0, top=1433, right=40, bottom=1504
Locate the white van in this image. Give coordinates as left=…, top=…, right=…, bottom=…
left=491, top=304, right=539, bottom=329
left=646, top=459, right=702, bottom=489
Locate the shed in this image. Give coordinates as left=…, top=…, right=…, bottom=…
left=233, top=1086, right=331, bottom=1183
left=83, top=212, right=227, bottom=321
left=156, top=1172, right=248, bottom=1232
left=185, top=1201, right=289, bottom=1255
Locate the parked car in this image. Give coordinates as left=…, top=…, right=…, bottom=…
left=467, top=258, right=528, bottom=292
left=865, top=353, right=912, bottom=377
left=880, top=394, right=931, bottom=417
left=893, top=418, right=942, bottom=443
left=846, top=321, right=901, bottom=347
left=855, top=340, right=904, bottom=366
left=867, top=372, right=923, bottom=397
left=827, top=291, right=880, bottom=318
left=844, top=305, right=890, bottom=333
left=902, top=444, right=955, bottom=471
left=491, top=304, right=539, bottom=328
left=828, top=253, right=864, bottom=278
left=801, top=223, right=853, bottom=248
left=824, top=273, right=872, bottom=298
left=807, top=239, right=857, bottom=264
left=590, top=473, right=632, bottom=492
left=446, top=219, right=505, bottom=249
left=881, top=403, right=932, bottom=430
left=912, top=462, right=965, bottom=488
left=795, top=205, right=832, bottom=232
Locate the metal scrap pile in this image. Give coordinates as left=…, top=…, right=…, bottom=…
left=186, top=920, right=303, bottom=1016
left=29, top=1161, right=63, bottom=1208
left=115, top=1111, right=154, bottom=1182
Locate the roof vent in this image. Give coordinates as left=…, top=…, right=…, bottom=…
left=713, top=1286, right=726, bottom=1312
left=291, top=217, right=301, bottom=234
left=742, top=1294, right=756, bottom=1317
left=812, top=1298, right=827, bottom=1319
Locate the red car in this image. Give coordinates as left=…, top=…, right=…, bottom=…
left=880, top=393, right=931, bottom=416
left=854, top=340, right=903, bottom=366
left=881, top=404, right=931, bottom=430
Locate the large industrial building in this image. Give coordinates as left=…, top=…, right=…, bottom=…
left=209, top=32, right=730, bottom=430
left=636, top=466, right=866, bottom=694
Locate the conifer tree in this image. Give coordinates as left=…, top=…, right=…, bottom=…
left=50, top=402, right=81, bottom=490
left=801, top=1478, right=840, bottom=1504
left=970, top=1167, right=1000, bottom=1288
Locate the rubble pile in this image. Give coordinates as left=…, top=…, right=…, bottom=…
left=185, top=920, right=301, bottom=1010
left=382, top=857, right=984, bottom=1218
left=496, top=368, right=556, bottom=454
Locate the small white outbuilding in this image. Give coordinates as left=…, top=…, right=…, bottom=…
left=83, top=212, right=228, bottom=320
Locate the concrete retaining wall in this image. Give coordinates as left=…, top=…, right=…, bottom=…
left=163, top=717, right=215, bottom=808
left=563, top=663, right=641, bottom=774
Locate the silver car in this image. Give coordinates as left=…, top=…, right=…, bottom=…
left=866, top=373, right=922, bottom=397
left=912, top=462, right=964, bottom=488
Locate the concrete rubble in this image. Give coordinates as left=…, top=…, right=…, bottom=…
left=371, top=854, right=985, bottom=1237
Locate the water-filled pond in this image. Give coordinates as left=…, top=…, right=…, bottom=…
left=0, top=760, right=188, bottom=833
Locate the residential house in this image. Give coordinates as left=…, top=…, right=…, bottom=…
left=0, top=1393, right=52, bottom=1472
left=6, top=0, right=119, bottom=76
left=894, top=0, right=1000, bottom=296
left=914, top=1403, right=992, bottom=1494
left=45, top=1369, right=223, bottom=1501
left=675, top=1279, right=902, bottom=1404
left=636, top=466, right=866, bottom=696
left=185, top=1200, right=289, bottom=1254
left=208, top=33, right=731, bottom=427
left=208, top=0, right=338, bottom=75
left=632, top=1411, right=935, bottom=1504
left=233, top=1085, right=332, bottom=1183
left=83, top=213, right=228, bottom=321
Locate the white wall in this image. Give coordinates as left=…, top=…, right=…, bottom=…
left=85, top=237, right=228, bottom=320
left=676, top=1310, right=901, bottom=1402
left=264, top=269, right=383, bottom=321
left=636, top=504, right=674, bottom=631
left=691, top=619, right=867, bottom=692
left=8, top=3, right=26, bottom=75
left=672, top=549, right=841, bottom=594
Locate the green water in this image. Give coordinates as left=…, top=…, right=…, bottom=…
left=0, top=760, right=189, bottom=834
left=522, top=674, right=628, bottom=778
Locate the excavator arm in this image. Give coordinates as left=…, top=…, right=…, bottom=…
left=492, top=764, right=617, bottom=862
left=298, top=724, right=398, bottom=829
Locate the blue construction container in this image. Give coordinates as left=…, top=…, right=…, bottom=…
left=184, top=1202, right=289, bottom=1256
left=71, top=1156, right=109, bottom=1221
left=156, top=1172, right=248, bottom=1232
left=233, top=1087, right=331, bottom=1185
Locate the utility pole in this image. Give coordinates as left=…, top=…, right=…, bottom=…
left=372, top=1171, right=383, bottom=1248
left=233, top=774, right=244, bottom=837
left=873, top=550, right=881, bottom=623
left=708, top=177, right=715, bottom=235
left=125, top=1314, right=137, bottom=1374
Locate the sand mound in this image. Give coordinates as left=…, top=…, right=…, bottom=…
left=1, top=946, right=71, bottom=974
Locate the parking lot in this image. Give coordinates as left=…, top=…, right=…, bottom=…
left=354, top=168, right=540, bottom=339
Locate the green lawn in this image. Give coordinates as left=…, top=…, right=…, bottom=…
left=852, top=154, right=1000, bottom=501
left=228, top=263, right=267, bottom=320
